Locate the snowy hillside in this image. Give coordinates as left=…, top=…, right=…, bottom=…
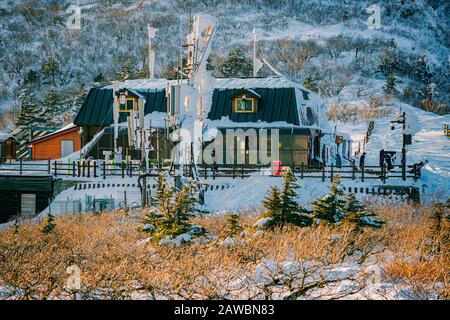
left=0, top=0, right=449, bottom=122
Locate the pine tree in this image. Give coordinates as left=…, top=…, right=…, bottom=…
left=42, top=212, right=56, bottom=234
left=142, top=177, right=206, bottom=241
left=41, top=56, right=60, bottom=86
left=377, top=42, right=397, bottom=77
left=15, top=88, right=41, bottom=126
left=415, top=52, right=432, bottom=85
left=261, top=169, right=312, bottom=230
left=225, top=214, right=243, bottom=238
left=311, top=175, right=346, bottom=225
left=117, top=59, right=136, bottom=81
left=383, top=74, right=396, bottom=96
left=342, top=193, right=384, bottom=232
left=220, top=48, right=253, bottom=78
left=41, top=88, right=59, bottom=124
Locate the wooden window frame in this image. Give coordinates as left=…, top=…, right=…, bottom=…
left=118, top=97, right=136, bottom=113
left=233, top=95, right=256, bottom=113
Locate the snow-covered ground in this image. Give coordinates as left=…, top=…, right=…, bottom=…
left=330, top=91, right=450, bottom=204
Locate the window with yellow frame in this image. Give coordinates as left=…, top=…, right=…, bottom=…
left=118, top=97, right=136, bottom=113
left=234, top=95, right=256, bottom=113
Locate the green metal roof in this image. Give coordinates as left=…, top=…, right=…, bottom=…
left=207, top=87, right=299, bottom=125
left=74, top=87, right=167, bottom=126
left=74, top=86, right=299, bottom=126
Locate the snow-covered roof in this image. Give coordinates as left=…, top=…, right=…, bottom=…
left=0, top=133, right=16, bottom=142
left=107, top=76, right=313, bottom=92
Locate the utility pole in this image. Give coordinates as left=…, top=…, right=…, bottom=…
left=391, top=111, right=411, bottom=180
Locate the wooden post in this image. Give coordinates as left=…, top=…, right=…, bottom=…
left=232, top=165, right=236, bottom=179
left=53, top=160, right=57, bottom=176
left=352, top=161, right=355, bottom=180
left=213, top=166, right=216, bottom=180
left=77, top=161, right=81, bottom=177
left=121, top=161, right=125, bottom=179
left=82, top=160, right=86, bottom=177
left=322, top=164, right=325, bottom=182
left=361, top=165, right=365, bottom=182
left=241, top=165, right=244, bottom=179
left=381, top=164, right=386, bottom=183
left=93, top=161, right=97, bottom=178
left=72, top=162, right=76, bottom=177
left=301, top=162, right=304, bottom=179
left=87, top=160, right=91, bottom=178
left=102, top=161, right=106, bottom=180
left=129, top=162, right=133, bottom=177
left=291, top=161, right=295, bottom=173
left=47, top=158, right=51, bottom=174
left=330, top=163, right=334, bottom=182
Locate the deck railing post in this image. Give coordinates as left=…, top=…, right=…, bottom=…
left=87, top=160, right=90, bottom=178
left=82, top=160, right=86, bottom=177
left=361, top=165, right=365, bottom=182
left=352, top=161, right=355, bottom=180
left=241, top=165, right=244, bottom=179
left=102, top=161, right=106, bottom=179
left=322, top=164, right=325, bottom=182
left=330, top=163, right=334, bottom=182
left=301, top=162, right=304, bottom=179
left=129, top=162, right=133, bottom=177
left=72, top=162, right=76, bottom=177
left=121, top=161, right=125, bottom=179
left=233, top=165, right=236, bottom=179
left=47, top=158, right=51, bottom=174
left=53, top=160, right=57, bottom=176
left=93, top=160, right=97, bottom=178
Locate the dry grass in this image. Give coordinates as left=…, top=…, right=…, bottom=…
left=0, top=204, right=448, bottom=300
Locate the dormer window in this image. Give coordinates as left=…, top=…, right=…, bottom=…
left=118, top=97, right=136, bottom=112
left=115, top=88, right=145, bottom=113
left=234, top=94, right=256, bottom=113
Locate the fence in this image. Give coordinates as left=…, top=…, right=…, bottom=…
left=0, top=159, right=142, bottom=179
left=197, top=162, right=419, bottom=182
left=0, top=159, right=420, bottom=182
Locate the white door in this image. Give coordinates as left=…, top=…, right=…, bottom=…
left=21, top=193, right=36, bottom=215
left=61, top=140, right=74, bottom=158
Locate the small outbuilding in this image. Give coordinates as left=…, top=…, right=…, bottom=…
left=28, top=124, right=81, bottom=160
left=0, top=133, right=17, bottom=162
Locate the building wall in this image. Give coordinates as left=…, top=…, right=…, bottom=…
left=31, top=129, right=81, bottom=160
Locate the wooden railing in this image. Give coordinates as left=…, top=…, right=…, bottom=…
left=0, top=159, right=420, bottom=182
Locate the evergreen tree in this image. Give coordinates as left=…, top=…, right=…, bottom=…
left=15, top=87, right=41, bottom=126
left=142, top=177, right=206, bottom=241
left=41, top=88, right=59, bottom=124
left=24, top=69, right=39, bottom=88
left=220, top=48, right=253, bottom=78
left=42, top=212, right=56, bottom=234
left=225, top=214, right=243, bottom=238
left=74, top=84, right=87, bottom=112
left=41, top=56, right=60, bottom=86
left=342, top=193, right=384, bottom=232
left=383, top=74, right=396, bottom=96
left=377, top=41, right=397, bottom=77
left=261, top=169, right=312, bottom=230
left=415, top=52, right=432, bottom=86
left=117, top=59, right=136, bottom=81
left=311, top=175, right=346, bottom=225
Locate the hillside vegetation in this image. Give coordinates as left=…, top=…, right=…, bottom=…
left=0, top=0, right=449, bottom=130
